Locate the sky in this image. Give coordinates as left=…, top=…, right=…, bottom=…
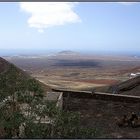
left=0, top=2, right=140, bottom=56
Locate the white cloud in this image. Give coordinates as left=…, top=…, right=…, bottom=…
left=38, top=29, right=44, bottom=33
left=19, top=2, right=81, bottom=32
left=117, top=2, right=138, bottom=5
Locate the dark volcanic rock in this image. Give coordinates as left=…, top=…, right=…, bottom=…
left=117, top=76, right=140, bottom=92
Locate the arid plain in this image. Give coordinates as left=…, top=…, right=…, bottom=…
left=4, top=52, right=140, bottom=92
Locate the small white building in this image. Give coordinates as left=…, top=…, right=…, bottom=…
left=130, top=72, right=140, bottom=78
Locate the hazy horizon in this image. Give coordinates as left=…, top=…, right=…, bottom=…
left=1, top=49, right=140, bottom=57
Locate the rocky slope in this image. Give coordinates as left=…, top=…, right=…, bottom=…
left=105, top=76, right=140, bottom=96
left=0, top=57, right=51, bottom=93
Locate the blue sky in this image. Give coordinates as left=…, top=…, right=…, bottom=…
left=0, top=2, right=140, bottom=56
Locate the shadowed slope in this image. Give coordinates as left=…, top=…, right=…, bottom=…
left=0, top=57, right=51, bottom=93
left=106, top=76, right=140, bottom=96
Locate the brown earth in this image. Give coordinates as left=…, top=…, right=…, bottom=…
left=4, top=54, right=140, bottom=91
left=118, top=66, right=140, bottom=75
left=74, top=79, right=119, bottom=85
left=66, top=97, right=140, bottom=138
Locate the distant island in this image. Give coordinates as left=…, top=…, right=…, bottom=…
left=57, top=50, right=80, bottom=55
